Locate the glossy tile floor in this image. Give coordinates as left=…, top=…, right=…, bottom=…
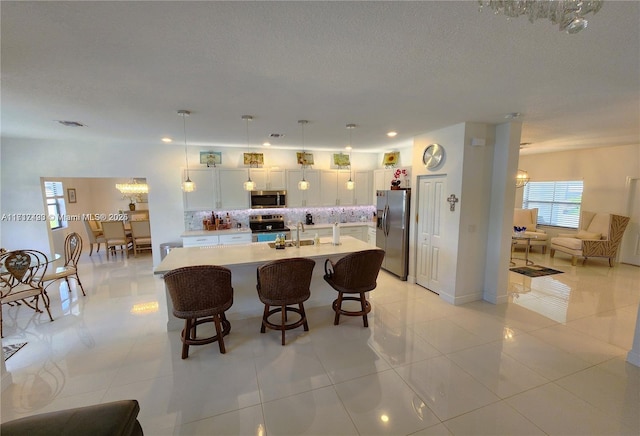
left=2, top=248, right=639, bottom=435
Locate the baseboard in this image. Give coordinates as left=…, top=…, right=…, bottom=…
left=627, top=349, right=640, bottom=367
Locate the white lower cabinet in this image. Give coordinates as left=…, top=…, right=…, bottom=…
left=182, top=235, right=219, bottom=247
left=368, top=227, right=377, bottom=246
left=219, top=233, right=252, bottom=245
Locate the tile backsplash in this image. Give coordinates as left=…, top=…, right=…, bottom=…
left=185, top=206, right=376, bottom=231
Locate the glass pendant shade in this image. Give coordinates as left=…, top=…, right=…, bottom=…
left=244, top=177, right=255, bottom=191
left=346, top=179, right=355, bottom=190
left=182, top=177, right=196, bottom=192
left=298, top=178, right=309, bottom=191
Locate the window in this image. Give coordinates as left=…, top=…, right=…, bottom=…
left=44, top=181, right=66, bottom=230
left=522, top=181, right=583, bottom=229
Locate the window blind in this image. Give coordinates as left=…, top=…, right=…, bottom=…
left=523, top=181, right=583, bottom=228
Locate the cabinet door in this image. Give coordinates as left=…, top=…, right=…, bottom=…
left=250, top=169, right=268, bottom=191
left=184, top=169, right=216, bottom=211
left=354, top=170, right=372, bottom=205
left=320, top=170, right=338, bottom=206
left=217, top=168, right=250, bottom=210
left=285, top=169, right=305, bottom=207
left=268, top=169, right=286, bottom=190
left=337, top=170, right=354, bottom=206
left=304, top=170, right=321, bottom=206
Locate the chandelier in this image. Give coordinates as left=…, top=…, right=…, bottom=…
left=516, top=169, right=530, bottom=188
left=115, top=180, right=148, bottom=196
left=478, top=0, right=604, bottom=34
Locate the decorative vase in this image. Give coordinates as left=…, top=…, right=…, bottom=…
left=129, top=202, right=136, bottom=211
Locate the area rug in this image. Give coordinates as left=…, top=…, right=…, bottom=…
left=509, top=266, right=564, bottom=278
left=3, top=342, right=27, bottom=361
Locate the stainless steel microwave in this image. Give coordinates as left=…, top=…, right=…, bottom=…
left=250, top=190, right=287, bottom=209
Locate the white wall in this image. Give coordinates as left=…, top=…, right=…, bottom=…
left=0, top=138, right=381, bottom=265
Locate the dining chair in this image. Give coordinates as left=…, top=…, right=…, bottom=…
left=130, top=220, right=152, bottom=257
left=101, top=221, right=133, bottom=259
left=163, top=265, right=234, bottom=358
left=0, top=249, right=54, bottom=337
left=42, top=232, right=86, bottom=296
left=323, top=249, right=385, bottom=327
left=83, top=220, right=106, bottom=256
left=256, top=258, right=315, bottom=345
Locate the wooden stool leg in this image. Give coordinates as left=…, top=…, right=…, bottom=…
left=281, top=305, right=286, bottom=346
left=214, top=314, right=226, bottom=354
left=300, top=303, right=309, bottom=331
left=334, top=292, right=343, bottom=325
left=360, top=292, right=369, bottom=327
left=181, top=318, right=191, bottom=359
left=261, top=305, right=269, bottom=333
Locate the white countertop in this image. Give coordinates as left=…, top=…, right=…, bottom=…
left=287, top=222, right=375, bottom=230
left=155, top=235, right=374, bottom=274
left=181, top=228, right=252, bottom=237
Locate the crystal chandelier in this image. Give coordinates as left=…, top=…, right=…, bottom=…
left=516, top=169, right=530, bottom=188
left=298, top=120, right=310, bottom=191
left=178, top=110, right=196, bottom=193
left=478, top=0, right=604, bottom=34
left=242, top=115, right=256, bottom=191
left=115, top=180, right=148, bottom=196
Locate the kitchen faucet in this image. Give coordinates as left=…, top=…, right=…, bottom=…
left=296, top=222, right=305, bottom=247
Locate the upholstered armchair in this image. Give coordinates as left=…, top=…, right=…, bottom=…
left=513, top=208, right=548, bottom=253
left=550, top=211, right=630, bottom=266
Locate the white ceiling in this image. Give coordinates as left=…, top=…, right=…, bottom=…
left=2, top=1, right=638, bottom=155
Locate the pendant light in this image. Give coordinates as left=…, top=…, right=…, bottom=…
left=242, top=115, right=256, bottom=191
left=345, top=123, right=356, bottom=190
left=178, top=110, right=195, bottom=192
left=298, top=119, right=310, bottom=191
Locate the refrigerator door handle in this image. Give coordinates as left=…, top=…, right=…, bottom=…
left=384, top=204, right=390, bottom=237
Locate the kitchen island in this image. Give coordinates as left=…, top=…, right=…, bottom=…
left=155, top=236, right=375, bottom=331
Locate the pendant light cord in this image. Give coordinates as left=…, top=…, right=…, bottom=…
left=182, top=112, right=190, bottom=179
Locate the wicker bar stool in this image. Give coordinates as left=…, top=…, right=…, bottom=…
left=163, top=265, right=233, bottom=358
left=323, top=249, right=385, bottom=327
left=256, top=258, right=315, bottom=345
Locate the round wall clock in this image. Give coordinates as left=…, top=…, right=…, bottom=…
left=423, top=143, right=444, bottom=169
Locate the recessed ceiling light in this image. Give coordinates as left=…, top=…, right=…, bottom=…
left=263, top=142, right=271, bottom=147
left=56, top=120, right=86, bottom=127
left=345, top=145, right=352, bottom=151
left=505, top=112, right=522, bottom=119
left=386, top=131, right=398, bottom=137
left=161, top=137, right=173, bottom=143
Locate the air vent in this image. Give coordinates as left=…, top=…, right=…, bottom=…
left=268, top=133, right=285, bottom=139
left=57, top=120, right=86, bottom=127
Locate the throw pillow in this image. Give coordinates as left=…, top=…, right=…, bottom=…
left=576, top=230, right=602, bottom=240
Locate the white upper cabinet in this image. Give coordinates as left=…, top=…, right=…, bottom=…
left=183, top=168, right=217, bottom=211
left=251, top=168, right=286, bottom=190
left=217, top=168, right=250, bottom=210
left=353, top=170, right=372, bottom=205
left=320, top=170, right=356, bottom=206
left=183, top=168, right=250, bottom=211
left=286, top=169, right=320, bottom=207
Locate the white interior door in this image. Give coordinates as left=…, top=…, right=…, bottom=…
left=620, top=177, right=640, bottom=266
left=416, top=175, right=445, bottom=293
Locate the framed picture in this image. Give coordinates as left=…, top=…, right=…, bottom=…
left=200, top=151, right=222, bottom=167
left=296, top=152, right=314, bottom=166
left=243, top=152, right=264, bottom=166
left=383, top=151, right=400, bottom=167
left=67, top=188, right=77, bottom=203
left=333, top=153, right=351, bottom=167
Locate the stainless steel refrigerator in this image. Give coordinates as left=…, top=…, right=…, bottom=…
left=376, top=189, right=410, bottom=280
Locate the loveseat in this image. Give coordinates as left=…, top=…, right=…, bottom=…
left=513, top=208, right=548, bottom=253
left=550, top=211, right=630, bottom=266
left=0, top=399, right=143, bottom=435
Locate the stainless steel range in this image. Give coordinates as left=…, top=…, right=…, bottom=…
left=249, top=214, right=291, bottom=242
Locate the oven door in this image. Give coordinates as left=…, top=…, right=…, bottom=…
left=252, top=230, right=291, bottom=242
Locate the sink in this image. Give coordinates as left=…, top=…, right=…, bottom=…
left=268, top=239, right=315, bottom=248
